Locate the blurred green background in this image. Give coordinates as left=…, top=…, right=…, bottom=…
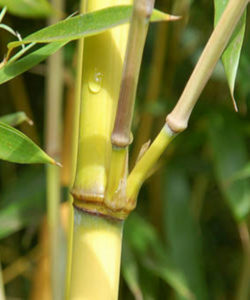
left=0, top=0, right=249, bottom=299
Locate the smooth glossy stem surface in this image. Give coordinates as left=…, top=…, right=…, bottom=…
left=73, top=0, right=131, bottom=198
left=69, top=209, right=123, bottom=300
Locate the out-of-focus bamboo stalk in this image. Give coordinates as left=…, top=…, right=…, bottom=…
left=0, top=262, right=5, bottom=300
left=30, top=221, right=51, bottom=300
left=236, top=222, right=250, bottom=300
left=45, top=0, right=65, bottom=299
left=3, top=247, right=39, bottom=285
left=8, top=76, right=39, bottom=144
left=64, top=8, right=85, bottom=298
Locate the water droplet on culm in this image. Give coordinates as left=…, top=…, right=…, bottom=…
left=88, top=68, right=103, bottom=94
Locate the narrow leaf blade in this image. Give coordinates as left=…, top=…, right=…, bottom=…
left=124, top=214, right=194, bottom=299
left=231, top=162, right=250, bottom=181
left=0, top=168, right=46, bottom=239
left=8, top=6, right=178, bottom=50
left=214, top=0, right=246, bottom=110
left=0, top=121, right=56, bottom=165
left=122, top=243, right=143, bottom=300
left=0, top=0, right=53, bottom=18
left=164, top=165, right=209, bottom=300
left=208, top=112, right=250, bottom=221
left=0, top=41, right=67, bottom=85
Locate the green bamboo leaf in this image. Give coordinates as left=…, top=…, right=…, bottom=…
left=164, top=165, right=208, bottom=300
left=231, top=162, right=250, bottom=181
left=0, top=41, right=67, bottom=85
left=214, top=0, right=246, bottom=111
left=0, top=121, right=57, bottom=165
left=122, top=243, right=143, bottom=300
left=124, top=214, right=193, bottom=299
left=0, top=0, right=53, bottom=18
left=8, top=6, right=178, bottom=50
left=208, top=112, right=250, bottom=221
left=0, top=168, right=46, bottom=239
left=0, top=111, right=32, bottom=126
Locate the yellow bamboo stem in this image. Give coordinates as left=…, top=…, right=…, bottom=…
left=72, top=0, right=131, bottom=202
left=69, top=0, right=131, bottom=298
left=69, top=209, right=123, bottom=300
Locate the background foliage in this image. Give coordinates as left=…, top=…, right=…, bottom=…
left=0, top=0, right=249, bottom=299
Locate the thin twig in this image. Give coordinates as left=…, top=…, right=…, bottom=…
left=166, top=0, right=248, bottom=133
left=111, top=0, right=155, bottom=148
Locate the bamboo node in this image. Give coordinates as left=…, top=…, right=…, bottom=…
left=71, top=188, right=134, bottom=220
left=165, top=113, right=187, bottom=133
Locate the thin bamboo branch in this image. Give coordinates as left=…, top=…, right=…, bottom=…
left=111, top=0, right=155, bottom=148
left=105, top=0, right=155, bottom=211
left=126, top=0, right=248, bottom=202
left=166, top=0, right=248, bottom=133
left=131, top=21, right=169, bottom=165
left=126, top=124, right=175, bottom=204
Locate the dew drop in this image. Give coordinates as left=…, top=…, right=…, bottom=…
left=88, top=68, right=103, bottom=94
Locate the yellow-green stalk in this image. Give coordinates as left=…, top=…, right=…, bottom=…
left=69, top=209, right=123, bottom=300
left=70, top=0, right=131, bottom=298
left=126, top=124, right=175, bottom=205
left=72, top=0, right=132, bottom=202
